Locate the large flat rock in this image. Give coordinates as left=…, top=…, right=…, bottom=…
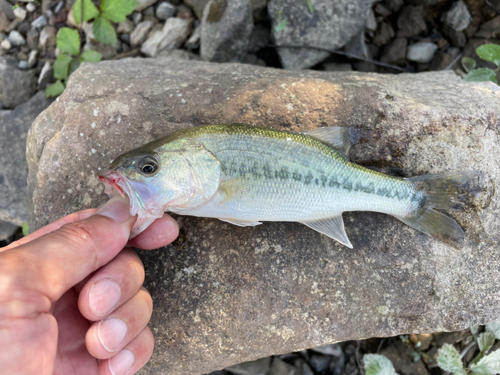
left=27, top=59, right=500, bottom=375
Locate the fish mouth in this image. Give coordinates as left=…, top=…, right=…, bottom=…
left=98, top=171, right=164, bottom=237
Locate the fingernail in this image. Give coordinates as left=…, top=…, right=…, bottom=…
left=89, top=278, right=121, bottom=317
left=108, top=349, right=135, bottom=375
left=97, top=195, right=131, bottom=222
left=98, top=318, right=128, bottom=352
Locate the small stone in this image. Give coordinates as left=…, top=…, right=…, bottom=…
left=475, top=16, right=500, bottom=39
left=443, top=26, right=467, bottom=48
left=39, top=26, right=56, bottom=48
left=406, top=41, right=438, bottom=63
left=311, top=344, right=343, bottom=356
left=176, top=4, right=194, bottom=20
left=117, top=19, right=135, bottom=33
left=442, top=1, right=472, bottom=32
left=410, top=333, right=433, bottom=350
left=26, top=2, right=36, bottom=12
left=429, top=51, right=454, bottom=71
left=375, top=3, right=392, bottom=17
left=156, top=1, right=176, bottom=20
left=0, top=38, right=10, bottom=49
left=143, top=5, right=154, bottom=17
left=130, top=20, right=152, bottom=46
left=185, top=24, right=200, bottom=49
left=13, top=6, right=27, bottom=21
left=0, top=0, right=14, bottom=20
left=366, top=8, right=377, bottom=31
left=373, top=22, right=394, bottom=47
left=201, top=0, right=253, bottom=63
left=184, top=0, right=209, bottom=20
left=448, top=46, right=460, bottom=58
left=397, top=6, right=426, bottom=37
left=31, top=15, right=47, bottom=29
left=344, top=29, right=369, bottom=59
left=309, top=355, right=331, bottom=373
left=27, top=49, right=37, bottom=68
left=141, top=17, right=191, bottom=57
left=268, top=358, right=300, bottom=375
left=133, top=12, right=143, bottom=24
left=37, top=60, right=51, bottom=87
left=18, top=60, right=28, bottom=69
left=26, top=28, right=39, bottom=49
left=8, top=30, right=25, bottom=46
left=227, top=357, right=271, bottom=375
left=0, top=12, right=8, bottom=32
left=119, top=33, right=131, bottom=44
left=381, top=37, right=407, bottom=65
left=136, top=0, right=158, bottom=12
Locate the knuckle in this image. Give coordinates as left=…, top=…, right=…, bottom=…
left=56, top=222, right=100, bottom=270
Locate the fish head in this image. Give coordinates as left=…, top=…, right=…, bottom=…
left=98, top=139, right=221, bottom=236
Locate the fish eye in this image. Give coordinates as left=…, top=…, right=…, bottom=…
left=139, top=157, right=158, bottom=175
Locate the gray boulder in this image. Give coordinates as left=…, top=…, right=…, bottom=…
left=200, top=0, right=253, bottom=62
left=0, top=221, right=17, bottom=241
left=1, top=91, right=53, bottom=226
left=268, top=0, right=374, bottom=70
left=27, top=59, right=500, bottom=375
left=0, top=56, right=37, bottom=108
left=184, top=0, right=209, bottom=19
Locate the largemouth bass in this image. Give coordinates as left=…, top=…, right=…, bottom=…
left=99, top=124, right=477, bottom=248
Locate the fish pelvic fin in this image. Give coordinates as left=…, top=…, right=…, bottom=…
left=301, top=214, right=353, bottom=249
left=304, top=127, right=359, bottom=159
left=398, top=171, right=484, bottom=248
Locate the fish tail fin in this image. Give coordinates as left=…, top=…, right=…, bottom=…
left=396, top=172, right=482, bottom=248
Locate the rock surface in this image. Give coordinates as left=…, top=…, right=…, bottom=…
left=0, top=220, right=17, bottom=241
left=27, top=59, right=500, bottom=375
left=200, top=0, right=253, bottom=62
left=0, top=56, right=37, bottom=108
left=1, top=91, right=52, bottom=226
left=268, top=0, right=374, bottom=70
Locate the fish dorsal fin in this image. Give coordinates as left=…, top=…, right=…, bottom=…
left=218, top=218, right=262, bottom=227
left=301, top=214, right=353, bottom=248
left=304, top=127, right=359, bottom=158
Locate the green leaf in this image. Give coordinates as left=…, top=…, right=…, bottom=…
left=57, top=27, right=80, bottom=56
left=68, top=57, right=80, bottom=76
left=464, top=68, right=498, bottom=84
left=306, top=0, right=314, bottom=14
left=92, top=16, right=117, bottom=45
left=275, top=19, right=287, bottom=32
left=45, top=80, right=65, bottom=97
left=53, top=53, right=72, bottom=79
left=486, top=321, right=500, bottom=339
left=471, top=325, right=480, bottom=335
left=364, top=354, right=398, bottom=375
left=21, top=222, right=29, bottom=237
left=437, top=344, right=464, bottom=374
left=478, top=332, right=495, bottom=353
left=470, top=350, right=500, bottom=375
left=72, top=0, right=100, bottom=24
left=462, top=56, right=476, bottom=73
left=100, top=0, right=138, bottom=23
left=80, top=50, right=103, bottom=62
left=476, top=44, right=500, bottom=67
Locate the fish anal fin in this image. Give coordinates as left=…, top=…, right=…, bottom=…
left=304, top=127, right=359, bottom=158
left=301, top=214, right=353, bottom=248
left=219, top=218, right=262, bottom=227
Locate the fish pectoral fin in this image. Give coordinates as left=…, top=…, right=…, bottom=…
left=218, top=218, right=262, bottom=227
left=218, top=176, right=250, bottom=203
left=301, top=214, right=353, bottom=248
left=304, top=127, right=359, bottom=159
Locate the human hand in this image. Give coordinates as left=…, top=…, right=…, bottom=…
left=0, top=196, right=179, bottom=375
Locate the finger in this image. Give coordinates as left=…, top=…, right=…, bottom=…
left=86, top=288, right=152, bottom=359
left=78, top=249, right=144, bottom=321
left=0, top=196, right=135, bottom=304
left=128, top=214, right=179, bottom=250
left=98, top=327, right=154, bottom=375
left=1, top=209, right=97, bottom=252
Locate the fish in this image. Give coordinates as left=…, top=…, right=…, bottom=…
left=98, top=123, right=479, bottom=248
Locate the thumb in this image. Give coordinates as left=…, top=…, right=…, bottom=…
left=0, top=196, right=136, bottom=303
